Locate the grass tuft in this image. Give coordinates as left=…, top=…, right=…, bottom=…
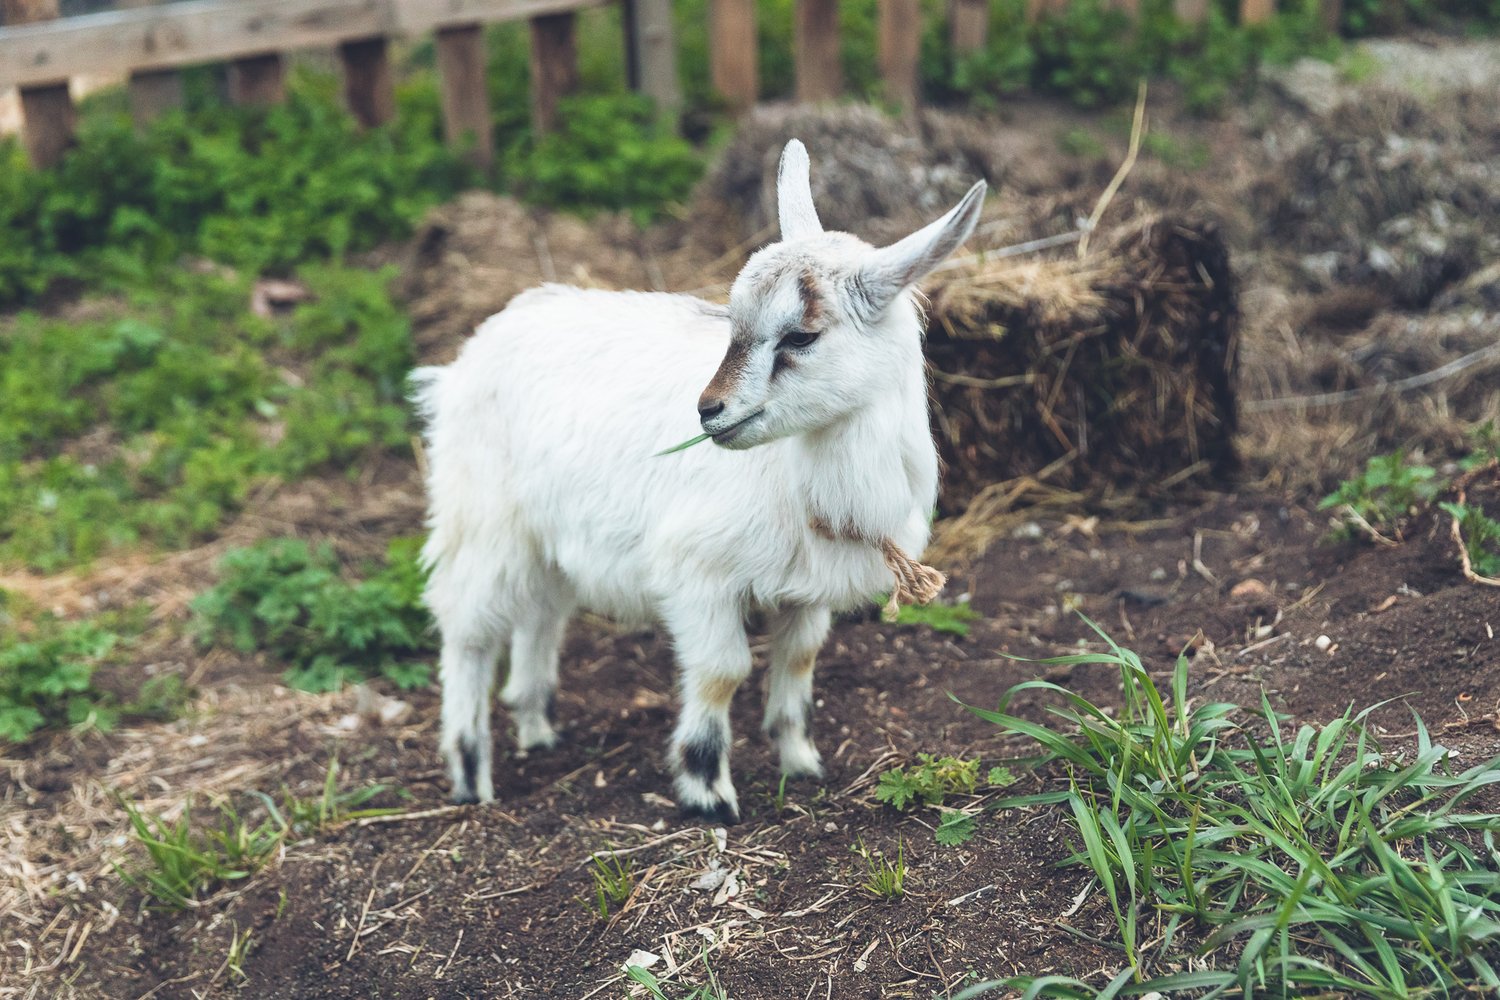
left=854, top=836, right=907, bottom=899
left=954, top=616, right=1500, bottom=997
left=586, top=848, right=637, bottom=919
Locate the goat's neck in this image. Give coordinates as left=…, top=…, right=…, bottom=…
left=795, top=334, right=932, bottom=545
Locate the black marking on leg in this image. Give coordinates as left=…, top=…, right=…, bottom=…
left=681, top=728, right=726, bottom=785
left=799, top=695, right=815, bottom=738
left=458, top=738, right=479, bottom=800
left=545, top=691, right=558, bottom=725
left=681, top=798, right=741, bottom=826
left=766, top=718, right=788, bottom=744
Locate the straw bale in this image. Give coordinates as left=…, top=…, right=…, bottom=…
left=924, top=214, right=1240, bottom=515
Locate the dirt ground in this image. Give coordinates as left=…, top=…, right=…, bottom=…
left=5, top=38, right=1500, bottom=1000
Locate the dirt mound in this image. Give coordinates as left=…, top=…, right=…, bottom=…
left=693, top=103, right=1003, bottom=249
left=1254, top=88, right=1500, bottom=308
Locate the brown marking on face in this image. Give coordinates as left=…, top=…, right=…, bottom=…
left=700, top=675, right=741, bottom=709
left=797, top=270, right=823, bottom=328
left=700, top=338, right=752, bottom=412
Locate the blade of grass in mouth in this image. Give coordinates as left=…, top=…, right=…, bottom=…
left=655, top=433, right=712, bottom=457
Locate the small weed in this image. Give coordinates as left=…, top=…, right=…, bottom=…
left=893, top=599, right=980, bottom=637
left=1461, top=419, right=1500, bottom=470
left=934, top=810, right=977, bottom=846
left=624, top=950, right=728, bottom=1000
left=117, top=799, right=281, bottom=909
left=875, top=754, right=996, bottom=810
left=1440, top=500, right=1500, bottom=577
left=219, top=922, right=254, bottom=983
left=262, top=757, right=399, bottom=836
left=1058, top=127, right=1108, bottom=160
left=1319, top=450, right=1444, bottom=541
left=586, top=849, right=636, bottom=919
left=854, top=837, right=907, bottom=899
left=770, top=773, right=789, bottom=812
left=1140, top=131, right=1210, bottom=170
left=0, top=607, right=153, bottom=742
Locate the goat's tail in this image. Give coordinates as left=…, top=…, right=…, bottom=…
left=407, top=366, right=447, bottom=427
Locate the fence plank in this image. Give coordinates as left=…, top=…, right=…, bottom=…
left=795, top=0, right=840, bottom=102
left=3, top=0, right=74, bottom=167
left=1240, top=0, right=1273, bottom=22
left=228, top=52, right=285, bottom=105
left=529, top=12, right=577, bottom=133
left=128, top=67, right=184, bottom=126
left=878, top=0, right=919, bottom=112
left=338, top=34, right=394, bottom=126
left=949, top=0, right=988, bottom=54
left=710, top=0, right=756, bottom=111
left=0, top=0, right=604, bottom=90
left=435, top=23, right=492, bottom=167
left=623, top=0, right=681, bottom=123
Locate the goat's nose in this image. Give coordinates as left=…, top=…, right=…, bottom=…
left=698, top=398, right=725, bottom=423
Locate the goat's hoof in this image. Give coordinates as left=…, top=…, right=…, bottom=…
left=451, top=790, right=480, bottom=805
left=680, top=800, right=741, bottom=826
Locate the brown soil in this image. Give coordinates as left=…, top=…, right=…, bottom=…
left=6, top=39, right=1500, bottom=1000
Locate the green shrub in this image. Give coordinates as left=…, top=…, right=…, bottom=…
left=0, top=266, right=417, bottom=571
left=1440, top=500, right=1500, bottom=577
left=0, top=607, right=153, bottom=742
left=0, top=68, right=471, bottom=308
left=1319, top=451, right=1445, bottom=541
left=514, top=93, right=704, bottom=222
left=191, top=537, right=434, bottom=692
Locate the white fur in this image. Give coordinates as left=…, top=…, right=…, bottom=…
left=416, top=140, right=986, bottom=821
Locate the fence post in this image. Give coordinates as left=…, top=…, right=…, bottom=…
left=949, top=0, right=989, bottom=54
left=3, top=0, right=74, bottom=167
left=1240, top=0, right=1274, bottom=22
left=435, top=24, right=494, bottom=167
left=795, top=0, right=841, bottom=102
left=530, top=12, right=579, bottom=134
left=623, top=0, right=682, bottom=125
left=878, top=0, right=920, bottom=113
left=710, top=0, right=758, bottom=112
left=228, top=53, right=286, bottom=106
left=1174, top=0, right=1208, bottom=23
left=339, top=35, right=396, bottom=127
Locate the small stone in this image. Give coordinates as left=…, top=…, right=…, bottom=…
left=824, top=821, right=838, bottom=833
left=1149, top=567, right=1168, bottom=581
left=377, top=698, right=412, bottom=726
left=1012, top=521, right=1044, bottom=540
left=1314, top=634, right=1332, bottom=652
left=1230, top=579, right=1272, bottom=602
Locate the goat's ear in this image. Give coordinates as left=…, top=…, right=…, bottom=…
left=777, top=139, right=823, bottom=241
left=856, top=179, right=987, bottom=315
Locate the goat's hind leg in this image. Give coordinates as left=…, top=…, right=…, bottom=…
left=501, top=579, right=574, bottom=753
left=437, top=629, right=505, bottom=805
left=764, top=605, right=831, bottom=779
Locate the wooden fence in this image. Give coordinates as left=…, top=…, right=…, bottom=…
left=1, top=0, right=1326, bottom=168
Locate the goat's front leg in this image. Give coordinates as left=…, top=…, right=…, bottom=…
left=663, top=598, right=751, bottom=824
left=764, top=605, right=831, bottom=779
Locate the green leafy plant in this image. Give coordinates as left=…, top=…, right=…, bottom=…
left=893, top=599, right=980, bottom=636
left=0, top=607, right=157, bottom=742
left=586, top=849, right=637, bottom=919
left=260, top=757, right=401, bottom=836
left=1440, top=500, right=1500, bottom=577
left=191, top=537, right=434, bottom=693
left=935, top=809, right=978, bottom=846
left=1319, top=450, right=1445, bottom=541
left=625, top=949, right=729, bottom=1000
left=875, top=754, right=984, bottom=810
left=513, top=93, right=704, bottom=223
left=854, top=836, right=907, bottom=899
left=1461, top=419, right=1500, bottom=471
left=954, top=616, right=1500, bottom=997
left=116, top=799, right=282, bottom=909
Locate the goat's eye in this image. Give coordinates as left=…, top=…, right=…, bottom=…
left=777, top=328, right=820, bottom=351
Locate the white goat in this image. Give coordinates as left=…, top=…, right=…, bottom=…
left=414, top=140, right=985, bottom=822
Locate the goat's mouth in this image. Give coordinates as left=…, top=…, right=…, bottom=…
left=710, top=409, right=764, bottom=446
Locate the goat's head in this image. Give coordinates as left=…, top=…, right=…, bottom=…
left=698, top=139, right=986, bottom=450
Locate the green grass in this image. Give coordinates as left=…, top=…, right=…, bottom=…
left=258, top=757, right=402, bottom=836
left=952, top=617, right=1500, bottom=997
left=0, top=265, right=416, bottom=572
left=625, top=951, right=729, bottom=1000
left=586, top=849, right=637, bottom=919
left=0, top=604, right=178, bottom=743
left=116, top=799, right=283, bottom=909
left=893, top=599, right=981, bottom=637
left=191, top=536, right=434, bottom=693
left=854, top=836, right=908, bottom=898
